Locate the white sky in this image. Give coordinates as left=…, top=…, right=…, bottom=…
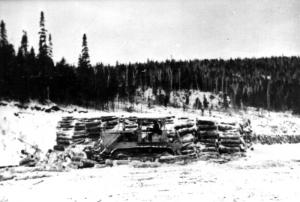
left=0, top=0, right=300, bottom=65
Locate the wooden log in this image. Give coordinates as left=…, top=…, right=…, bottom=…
left=72, top=139, right=86, bottom=144
left=59, top=119, right=73, bottom=123
left=197, top=131, right=219, bottom=139
left=105, top=120, right=119, bottom=126
left=219, top=138, right=242, bottom=144
left=125, top=124, right=138, bottom=129
left=197, top=125, right=217, bottom=131
left=177, top=128, right=195, bottom=136
left=73, top=133, right=87, bottom=139
left=159, top=153, right=197, bottom=163
left=19, top=157, right=37, bottom=167
left=62, top=116, right=74, bottom=119
left=58, top=121, right=73, bottom=126
left=181, top=133, right=195, bottom=143
left=181, top=149, right=195, bottom=154
left=56, top=139, right=71, bottom=145
left=104, top=125, right=116, bottom=130
left=218, top=124, right=237, bottom=131
left=74, top=124, right=85, bottom=130
left=219, top=142, right=241, bottom=147
left=201, top=147, right=218, bottom=152
left=86, top=126, right=101, bottom=133
left=199, top=138, right=217, bottom=144
left=113, top=160, right=130, bottom=165
left=174, top=123, right=194, bottom=130
left=58, top=124, right=73, bottom=129
left=85, top=121, right=101, bottom=128
left=87, top=133, right=101, bottom=138
left=219, top=134, right=241, bottom=139
left=72, top=135, right=87, bottom=139
left=56, top=132, right=72, bottom=138
left=220, top=122, right=236, bottom=126
left=56, top=136, right=72, bottom=141
left=53, top=145, right=65, bottom=151
left=73, top=158, right=96, bottom=169
left=74, top=130, right=86, bottom=134
left=218, top=145, right=241, bottom=153
left=198, top=142, right=217, bottom=147
left=197, top=119, right=215, bottom=126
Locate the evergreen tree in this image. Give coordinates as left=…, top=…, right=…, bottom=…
left=0, top=20, right=15, bottom=97
left=14, top=31, right=29, bottom=101
left=37, top=11, right=54, bottom=101
left=78, top=33, right=90, bottom=68
left=18, top=30, right=28, bottom=56
left=77, top=33, right=93, bottom=104
left=38, top=11, right=47, bottom=57
left=48, top=33, right=53, bottom=58
left=0, top=20, right=8, bottom=46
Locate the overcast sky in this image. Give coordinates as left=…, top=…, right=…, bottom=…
left=0, top=0, right=300, bottom=65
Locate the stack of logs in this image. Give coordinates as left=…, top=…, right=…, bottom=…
left=196, top=119, right=247, bottom=153
left=54, top=116, right=120, bottom=150
left=218, top=122, right=246, bottom=153
left=55, top=116, right=250, bottom=154
left=174, top=122, right=195, bottom=143
left=173, top=119, right=196, bottom=155
left=55, top=116, right=76, bottom=150
left=197, top=120, right=219, bottom=152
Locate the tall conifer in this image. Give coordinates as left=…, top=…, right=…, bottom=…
left=38, top=11, right=47, bottom=57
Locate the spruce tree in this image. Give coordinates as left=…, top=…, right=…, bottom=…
left=78, top=33, right=90, bottom=68
left=48, top=33, right=53, bottom=58
left=38, top=11, right=47, bottom=57
left=18, top=30, right=28, bottom=56
left=0, top=20, right=15, bottom=97
left=0, top=20, right=8, bottom=46
left=14, top=31, right=30, bottom=101
left=37, top=11, right=54, bottom=101
left=77, top=33, right=93, bottom=104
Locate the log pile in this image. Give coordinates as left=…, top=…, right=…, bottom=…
left=196, top=119, right=248, bottom=154
left=73, top=122, right=87, bottom=142
left=218, top=132, right=246, bottom=153
left=54, top=116, right=252, bottom=156
left=196, top=120, right=219, bottom=152
left=55, top=116, right=76, bottom=150
left=174, top=119, right=196, bottom=154
left=54, top=116, right=120, bottom=151
left=217, top=121, right=246, bottom=153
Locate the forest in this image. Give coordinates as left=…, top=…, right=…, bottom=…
left=0, top=12, right=299, bottom=113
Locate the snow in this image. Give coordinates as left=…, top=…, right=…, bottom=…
left=1, top=144, right=300, bottom=202
left=0, top=103, right=60, bottom=166
left=1, top=100, right=300, bottom=201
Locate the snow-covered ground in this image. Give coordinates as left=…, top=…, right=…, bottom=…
left=1, top=100, right=300, bottom=201
left=1, top=144, right=300, bottom=202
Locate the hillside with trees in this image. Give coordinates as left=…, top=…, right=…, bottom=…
left=0, top=12, right=299, bottom=113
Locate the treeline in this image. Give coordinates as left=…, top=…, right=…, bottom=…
left=0, top=12, right=299, bottom=113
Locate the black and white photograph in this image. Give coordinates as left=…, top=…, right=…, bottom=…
left=0, top=0, right=300, bottom=201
